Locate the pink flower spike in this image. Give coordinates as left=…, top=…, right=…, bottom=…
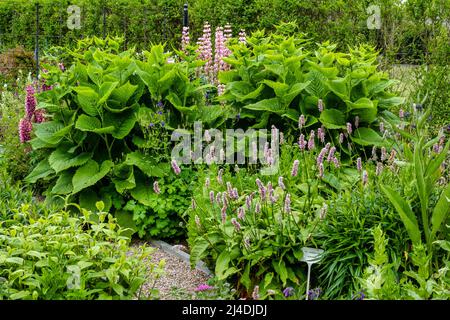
left=153, top=181, right=161, bottom=194
left=171, top=159, right=181, bottom=175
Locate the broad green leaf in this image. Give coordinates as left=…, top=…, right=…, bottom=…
left=111, top=165, right=136, bottom=193
left=189, top=238, right=209, bottom=268
left=72, top=160, right=113, bottom=194
left=125, top=152, right=168, bottom=177
left=48, top=148, right=91, bottom=173
left=109, top=81, right=138, bottom=105
left=34, top=121, right=72, bottom=145
left=115, top=210, right=137, bottom=238
left=51, top=170, right=73, bottom=194
left=430, top=184, right=450, bottom=239
left=352, top=127, right=385, bottom=147
left=74, top=86, right=99, bottom=116
left=381, top=185, right=421, bottom=245
left=75, top=115, right=115, bottom=134
left=319, top=108, right=346, bottom=129
left=98, top=81, right=119, bottom=105
left=244, top=98, right=282, bottom=113
left=345, top=97, right=375, bottom=111
left=104, top=110, right=137, bottom=139
left=215, top=250, right=231, bottom=280
left=25, top=159, right=54, bottom=183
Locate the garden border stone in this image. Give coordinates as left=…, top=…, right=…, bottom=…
left=150, top=240, right=213, bottom=276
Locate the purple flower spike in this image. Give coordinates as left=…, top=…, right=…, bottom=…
left=171, top=159, right=181, bottom=175
left=283, top=287, right=294, bottom=297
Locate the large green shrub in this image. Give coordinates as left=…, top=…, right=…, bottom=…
left=0, top=206, right=163, bottom=300
left=23, top=38, right=221, bottom=239
left=219, top=32, right=404, bottom=153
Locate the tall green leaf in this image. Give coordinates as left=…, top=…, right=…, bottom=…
left=381, top=185, right=421, bottom=245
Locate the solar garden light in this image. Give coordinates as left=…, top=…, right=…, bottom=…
left=300, top=247, right=324, bottom=300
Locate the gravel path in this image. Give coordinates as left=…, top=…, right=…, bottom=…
left=129, top=240, right=211, bottom=300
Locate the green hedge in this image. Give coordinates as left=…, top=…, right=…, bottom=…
left=1, top=0, right=449, bottom=64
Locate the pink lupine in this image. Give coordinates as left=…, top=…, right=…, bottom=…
left=171, top=159, right=181, bottom=175
left=308, top=130, right=315, bottom=150
left=278, top=176, right=285, bottom=190
left=291, top=160, right=300, bottom=177
left=298, top=134, right=307, bottom=150
left=153, top=181, right=161, bottom=194
left=399, top=108, right=404, bottom=119
left=255, top=202, right=261, bottom=214
left=318, top=99, right=324, bottom=112
left=196, top=22, right=213, bottom=82
left=238, top=29, right=246, bottom=44
left=58, top=62, right=65, bottom=72
left=284, top=193, right=291, bottom=213
left=298, top=114, right=306, bottom=129
left=181, top=26, right=190, bottom=52
left=210, top=191, right=215, bottom=204
left=356, top=157, right=362, bottom=172
left=18, top=118, right=32, bottom=143
left=231, top=218, right=241, bottom=231
left=205, top=177, right=210, bottom=188
left=191, top=198, right=197, bottom=209
left=25, top=84, right=36, bottom=119
left=224, top=23, right=233, bottom=40
left=204, top=130, right=211, bottom=142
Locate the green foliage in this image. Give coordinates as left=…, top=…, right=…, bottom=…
left=0, top=206, right=164, bottom=300
left=123, top=168, right=196, bottom=239
left=316, top=179, right=408, bottom=299
left=220, top=34, right=403, bottom=150
left=24, top=39, right=212, bottom=239
left=381, top=108, right=450, bottom=257
left=0, top=90, right=31, bottom=182
left=359, top=226, right=450, bottom=300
